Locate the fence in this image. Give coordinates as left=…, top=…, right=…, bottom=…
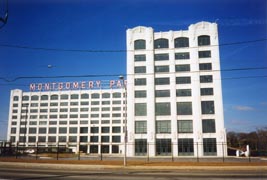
left=0, top=141, right=265, bottom=163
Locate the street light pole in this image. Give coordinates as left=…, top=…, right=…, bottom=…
left=119, top=75, right=127, bottom=166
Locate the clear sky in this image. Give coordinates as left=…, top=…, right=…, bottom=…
left=0, top=0, right=266, bottom=140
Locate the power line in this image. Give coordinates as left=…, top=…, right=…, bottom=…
left=0, top=38, right=266, bottom=53
left=0, top=66, right=266, bottom=83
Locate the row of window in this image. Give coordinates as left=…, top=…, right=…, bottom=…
left=11, top=126, right=121, bottom=134
left=135, top=138, right=217, bottom=156
left=13, top=92, right=123, bottom=102
left=134, top=75, right=213, bottom=86
left=13, top=107, right=122, bottom=115
left=10, top=135, right=121, bottom=143
left=13, top=100, right=123, bottom=108
left=134, top=51, right=211, bottom=62
left=134, top=63, right=212, bottom=74
left=135, top=101, right=215, bottom=116
left=134, top=35, right=211, bottom=50
left=14, top=112, right=123, bottom=120
left=134, top=88, right=213, bottom=98
left=11, top=120, right=121, bottom=126
left=135, top=119, right=215, bottom=134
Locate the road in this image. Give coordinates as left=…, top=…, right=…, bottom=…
left=0, top=167, right=266, bottom=180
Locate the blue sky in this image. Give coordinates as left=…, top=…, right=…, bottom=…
left=0, top=0, right=266, bottom=140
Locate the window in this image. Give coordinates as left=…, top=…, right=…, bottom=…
left=176, top=89, right=191, bottom=97
left=102, top=107, right=110, bottom=111
left=135, top=139, right=147, bottom=156
left=134, top=66, right=146, bottom=73
left=200, top=88, right=213, bottom=96
left=59, top=127, right=67, bottom=134
left=90, top=102, right=99, bottom=106
left=71, top=94, right=79, bottom=99
left=49, top=127, right=57, bottom=134
left=102, top=93, right=110, bottom=99
left=202, top=119, right=216, bottom=133
left=154, top=38, right=169, bottom=49
left=51, top=94, right=58, bottom=100
left=156, top=121, right=171, bottom=133
left=38, top=136, right=46, bottom=142
left=40, top=103, right=48, bottom=107
left=199, top=63, right=212, bottom=70
left=200, top=75, right=213, bottom=83
left=59, top=136, right=66, bottom=142
left=177, top=102, right=192, bottom=115
left=40, top=109, right=48, bottom=113
left=91, top=93, right=100, bottom=99
left=13, top=96, right=19, bottom=101
left=112, top=136, right=121, bottom=143
left=112, top=92, right=121, bottom=98
left=199, top=50, right=211, bottom=58
left=29, top=128, right=36, bottom=134
left=60, top=102, right=68, bottom=106
left=134, top=54, right=146, bottom=62
left=80, top=136, right=88, bottom=142
left=154, top=53, right=169, bottom=61
left=135, top=121, right=147, bottom=134
left=60, top=108, right=68, bottom=112
left=102, top=101, right=110, bottom=105
left=31, top=95, right=39, bottom=101
left=101, top=136, right=109, bottom=142
left=28, top=136, right=36, bottom=143
left=91, top=127, right=99, bottom=133
left=155, top=103, right=171, bottom=115
left=80, top=108, right=89, bottom=112
left=22, top=96, right=29, bottom=101
left=90, top=136, right=99, bottom=142
left=69, top=136, right=77, bottom=142
left=198, top=35, right=210, bottom=46
left=203, top=138, right=217, bottom=156
left=69, top=127, right=77, bottom=134
left=39, top=128, right=46, bottom=134
left=135, top=103, right=147, bottom=116
left=201, top=101, right=215, bottom=114
left=50, top=102, right=58, bottom=107
left=112, top=127, right=121, bottom=133
left=11, top=128, right=16, bottom=134
left=178, top=138, right=194, bottom=156
left=60, top=94, right=68, bottom=100
left=80, top=127, right=88, bottom=133
left=101, top=127, right=110, bottom=133
left=155, top=77, right=170, bottom=85
left=174, top=37, right=189, bottom=48
left=175, top=52, right=190, bottom=60
left=81, top=93, right=89, bottom=99
left=135, top=78, right=146, bottom=86
left=134, top=39, right=146, bottom=50
left=41, top=95, right=48, bottom=100
left=155, top=65, right=169, bottom=73
left=156, top=139, right=171, bottom=156
left=70, top=102, right=78, bottom=106
left=135, top=90, right=147, bottom=98
left=175, top=64, right=190, bottom=72
left=155, top=90, right=170, bottom=97
left=178, top=120, right=193, bottom=133
left=176, top=77, right=191, bottom=84
left=112, top=107, right=121, bottom=111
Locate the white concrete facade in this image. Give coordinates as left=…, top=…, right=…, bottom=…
left=7, top=89, right=126, bottom=154
left=126, top=21, right=227, bottom=157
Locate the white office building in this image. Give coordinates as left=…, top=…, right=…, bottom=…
left=126, top=21, right=226, bottom=157
left=7, top=21, right=227, bottom=157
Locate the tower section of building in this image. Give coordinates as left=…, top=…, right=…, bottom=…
left=126, top=21, right=226, bottom=157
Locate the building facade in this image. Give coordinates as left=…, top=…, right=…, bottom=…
left=7, top=88, right=126, bottom=154
left=126, top=21, right=226, bottom=157
left=7, top=21, right=227, bottom=157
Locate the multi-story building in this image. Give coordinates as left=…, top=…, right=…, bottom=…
left=7, top=21, right=226, bottom=157
left=126, top=21, right=226, bottom=157
left=7, top=86, right=126, bottom=154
